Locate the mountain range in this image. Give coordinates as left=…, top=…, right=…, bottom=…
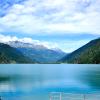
left=7, top=41, right=66, bottom=63
left=0, top=37, right=100, bottom=64
left=59, top=38, right=100, bottom=64
left=0, top=40, right=66, bottom=63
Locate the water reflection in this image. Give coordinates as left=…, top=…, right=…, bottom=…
left=79, top=66, right=100, bottom=90
left=0, top=64, right=100, bottom=100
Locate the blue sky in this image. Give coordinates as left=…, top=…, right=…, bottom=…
left=0, top=0, right=100, bottom=52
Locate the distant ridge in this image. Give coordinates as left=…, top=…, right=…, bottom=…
left=7, top=41, right=66, bottom=63
left=59, top=38, right=100, bottom=64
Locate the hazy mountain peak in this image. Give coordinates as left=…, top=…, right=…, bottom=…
left=0, top=34, right=62, bottom=51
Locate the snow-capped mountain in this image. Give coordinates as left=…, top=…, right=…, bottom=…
left=7, top=40, right=47, bottom=49
left=7, top=40, right=64, bottom=53
left=6, top=40, right=66, bottom=63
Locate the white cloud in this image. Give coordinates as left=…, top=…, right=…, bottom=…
left=0, top=34, right=90, bottom=52
left=0, top=0, right=100, bottom=34
left=0, top=34, right=18, bottom=43
left=0, top=34, right=59, bottom=50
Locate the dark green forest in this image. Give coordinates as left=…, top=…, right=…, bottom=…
left=59, top=38, right=100, bottom=64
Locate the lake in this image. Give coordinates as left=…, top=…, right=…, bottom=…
left=0, top=64, right=100, bottom=100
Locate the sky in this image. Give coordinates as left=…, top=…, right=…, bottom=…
left=0, top=0, right=100, bottom=52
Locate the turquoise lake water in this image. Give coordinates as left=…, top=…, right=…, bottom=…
left=0, top=64, right=100, bottom=100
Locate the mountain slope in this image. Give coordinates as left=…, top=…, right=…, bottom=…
left=59, top=38, right=100, bottom=64
left=0, top=43, right=36, bottom=63
left=7, top=41, right=66, bottom=63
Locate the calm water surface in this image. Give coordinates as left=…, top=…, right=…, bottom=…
left=0, top=64, right=100, bottom=100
